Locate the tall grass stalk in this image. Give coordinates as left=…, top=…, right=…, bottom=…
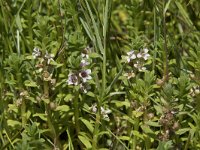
left=162, top=0, right=169, bottom=81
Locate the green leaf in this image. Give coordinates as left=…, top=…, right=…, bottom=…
left=176, top=128, right=190, bottom=135
left=111, top=100, right=130, bottom=108
left=89, top=52, right=103, bottom=60
left=50, top=61, right=63, bottom=68
left=132, top=130, right=144, bottom=139
left=132, top=110, right=143, bottom=118
left=55, top=105, right=70, bottom=112
left=64, top=94, right=74, bottom=102
left=118, top=136, right=130, bottom=141
left=26, top=96, right=37, bottom=103
left=141, top=124, right=154, bottom=134
left=145, top=121, right=161, bottom=127
left=80, top=18, right=95, bottom=43
left=15, top=14, right=22, bottom=31
left=66, top=128, right=74, bottom=150
left=78, top=135, right=92, bottom=149
left=80, top=118, right=94, bottom=133
left=164, top=0, right=172, bottom=15
left=86, top=91, right=95, bottom=97
left=42, top=98, right=50, bottom=104
left=24, top=80, right=38, bottom=87
left=85, top=0, right=104, bottom=55
left=156, top=141, right=173, bottom=150
left=5, top=79, right=17, bottom=85
left=8, top=104, right=18, bottom=113
left=154, top=105, right=163, bottom=114
left=33, top=113, right=47, bottom=121
left=7, top=120, right=21, bottom=127
left=6, top=92, right=15, bottom=97
left=97, top=131, right=110, bottom=136
left=175, top=1, right=193, bottom=27
left=26, top=55, right=34, bottom=60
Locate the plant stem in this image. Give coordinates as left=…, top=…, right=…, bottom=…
left=153, top=0, right=157, bottom=71
left=92, top=104, right=101, bottom=150
left=74, top=90, right=80, bottom=135
left=132, top=117, right=139, bottom=149
left=21, top=98, right=26, bottom=127
left=102, top=52, right=106, bottom=97
left=17, top=72, right=26, bottom=127
left=44, top=79, right=60, bottom=149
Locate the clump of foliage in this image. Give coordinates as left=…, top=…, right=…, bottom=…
left=0, top=0, right=200, bottom=149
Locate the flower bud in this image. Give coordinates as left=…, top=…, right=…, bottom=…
left=49, top=102, right=57, bottom=110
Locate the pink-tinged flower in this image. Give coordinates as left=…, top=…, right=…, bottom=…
left=32, top=47, right=41, bottom=59
left=67, top=73, right=78, bottom=85
left=45, top=51, right=54, bottom=64
left=79, top=69, right=92, bottom=82
left=126, top=50, right=136, bottom=63
left=134, top=61, right=146, bottom=71
left=137, top=48, right=150, bottom=60
left=80, top=59, right=90, bottom=68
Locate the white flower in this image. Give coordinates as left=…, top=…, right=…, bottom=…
left=45, top=51, right=54, bottom=64
left=81, top=46, right=90, bottom=58
left=67, top=73, right=78, bottom=85
left=101, top=107, right=111, bottom=115
left=101, top=107, right=111, bottom=120
left=134, top=61, right=146, bottom=71
left=137, top=48, right=150, bottom=60
left=124, top=71, right=135, bottom=79
left=79, top=69, right=92, bottom=82
left=81, top=53, right=89, bottom=59
left=91, top=104, right=111, bottom=120
left=91, top=104, right=97, bottom=113
left=80, top=59, right=90, bottom=67
left=126, top=50, right=136, bottom=63
left=80, top=83, right=91, bottom=93
left=32, top=47, right=41, bottom=59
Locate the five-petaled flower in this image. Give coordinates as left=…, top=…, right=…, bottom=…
left=80, top=59, right=90, bottom=68
left=137, top=48, right=150, bottom=60
left=32, top=47, right=41, bottom=59
left=79, top=69, right=92, bottom=82
left=67, top=73, right=78, bottom=85
left=126, top=50, right=136, bottom=63
left=134, top=61, right=146, bottom=71
left=91, top=104, right=111, bottom=120
left=45, top=51, right=54, bottom=64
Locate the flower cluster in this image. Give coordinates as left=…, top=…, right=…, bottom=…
left=32, top=48, right=55, bottom=64
left=67, top=46, right=92, bottom=93
left=32, top=47, right=56, bottom=89
left=125, top=48, right=150, bottom=72
left=91, top=104, right=111, bottom=121
left=67, top=69, right=92, bottom=85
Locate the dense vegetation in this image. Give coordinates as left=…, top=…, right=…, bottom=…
left=0, top=0, right=200, bottom=149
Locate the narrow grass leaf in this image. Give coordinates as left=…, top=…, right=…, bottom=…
left=85, top=0, right=104, bottom=55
